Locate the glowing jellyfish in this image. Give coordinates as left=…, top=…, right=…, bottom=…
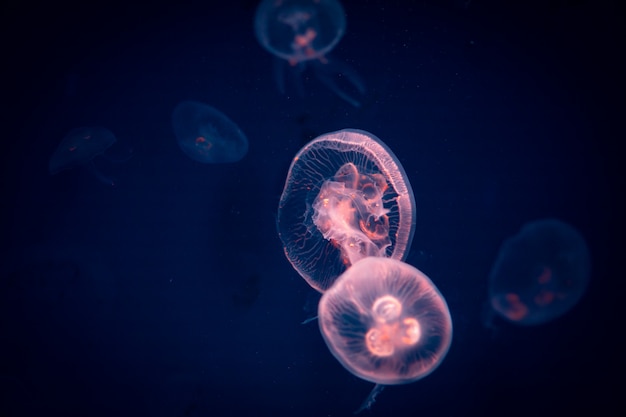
left=171, top=101, right=249, bottom=164
left=277, top=129, right=416, bottom=293
left=487, top=218, right=591, bottom=326
left=49, top=127, right=119, bottom=186
left=318, top=257, right=453, bottom=412
left=254, top=0, right=365, bottom=107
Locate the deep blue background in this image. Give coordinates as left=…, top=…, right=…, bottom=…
left=1, top=0, right=623, bottom=416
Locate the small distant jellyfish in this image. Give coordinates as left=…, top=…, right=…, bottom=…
left=254, top=0, right=366, bottom=107
left=171, top=101, right=249, bottom=164
left=487, top=218, right=591, bottom=326
left=318, top=257, right=453, bottom=412
left=277, top=129, right=416, bottom=292
left=49, top=127, right=119, bottom=186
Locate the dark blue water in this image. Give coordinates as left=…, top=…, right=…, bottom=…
left=2, top=1, right=622, bottom=416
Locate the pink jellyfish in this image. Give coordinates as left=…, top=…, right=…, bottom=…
left=277, top=129, right=416, bottom=292
left=318, top=257, right=453, bottom=412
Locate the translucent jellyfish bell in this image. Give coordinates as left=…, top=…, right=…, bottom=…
left=171, top=101, right=249, bottom=164
left=318, top=257, right=453, bottom=411
left=487, top=218, right=591, bottom=326
left=49, top=127, right=119, bottom=186
left=255, top=0, right=345, bottom=63
left=254, top=0, right=366, bottom=107
left=277, top=129, right=416, bottom=293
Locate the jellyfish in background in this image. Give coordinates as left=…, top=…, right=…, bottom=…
left=318, top=257, right=453, bottom=412
left=254, top=0, right=366, bottom=107
left=49, top=127, right=122, bottom=186
left=486, top=218, right=591, bottom=326
left=277, top=129, right=416, bottom=292
left=172, top=101, right=249, bottom=164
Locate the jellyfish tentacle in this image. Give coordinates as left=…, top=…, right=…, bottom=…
left=273, top=57, right=287, bottom=95
left=354, top=384, right=385, bottom=414
left=314, top=57, right=366, bottom=107
left=274, top=57, right=308, bottom=98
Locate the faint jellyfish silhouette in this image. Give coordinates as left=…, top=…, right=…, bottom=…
left=486, top=218, right=591, bottom=327
left=318, top=257, right=453, bottom=413
left=172, top=100, right=249, bottom=164
left=254, top=0, right=366, bottom=107
left=49, top=126, right=124, bottom=186
left=277, top=129, right=416, bottom=293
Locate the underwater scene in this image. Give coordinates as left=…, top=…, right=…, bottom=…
left=2, top=0, right=623, bottom=416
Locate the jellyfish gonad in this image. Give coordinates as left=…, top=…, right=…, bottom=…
left=254, top=0, right=366, bottom=107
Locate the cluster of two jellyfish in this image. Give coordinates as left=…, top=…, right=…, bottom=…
left=49, top=101, right=249, bottom=185
left=49, top=0, right=359, bottom=182
left=277, top=129, right=453, bottom=412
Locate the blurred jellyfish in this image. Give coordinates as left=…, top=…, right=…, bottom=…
left=318, top=256, right=453, bottom=412
left=254, top=0, right=366, bottom=107
left=277, top=129, right=416, bottom=292
left=172, top=101, right=249, bottom=164
left=49, top=127, right=123, bottom=186
left=486, top=218, right=591, bottom=327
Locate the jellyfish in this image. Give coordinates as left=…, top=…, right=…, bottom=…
left=254, top=0, right=366, bottom=107
left=318, top=256, right=453, bottom=412
left=486, top=218, right=591, bottom=327
left=171, top=101, right=249, bottom=164
left=277, top=129, right=416, bottom=292
left=49, top=127, right=122, bottom=186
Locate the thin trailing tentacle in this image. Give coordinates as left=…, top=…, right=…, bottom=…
left=354, top=384, right=385, bottom=414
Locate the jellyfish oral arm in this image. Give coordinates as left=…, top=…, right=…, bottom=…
left=291, top=27, right=319, bottom=62
left=301, top=315, right=318, bottom=325
left=312, top=188, right=386, bottom=265
left=312, top=170, right=391, bottom=266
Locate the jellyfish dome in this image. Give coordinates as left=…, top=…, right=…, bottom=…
left=171, top=101, right=249, bottom=164
left=318, top=257, right=453, bottom=385
left=254, top=0, right=346, bottom=64
left=489, top=218, right=591, bottom=326
left=277, top=129, right=416, bottom=292
left=49, top=127, right=116, bottom=175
